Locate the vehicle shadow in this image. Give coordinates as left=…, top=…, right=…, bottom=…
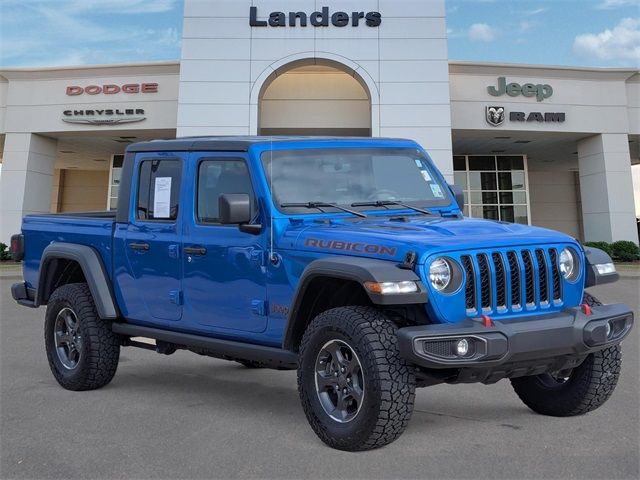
left=110, top=356, right=535, bottom=437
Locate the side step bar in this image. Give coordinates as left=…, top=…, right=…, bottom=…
left=112, top=323, right=298, bottom=370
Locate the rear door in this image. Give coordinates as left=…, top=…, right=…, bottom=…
left=114, top=153, right=185, bottom=326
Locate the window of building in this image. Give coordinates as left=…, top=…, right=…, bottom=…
left=453, top=155, right=530, bottom=224
left=136, top=159, right=182, bottom=221
left=197, top=159, right=257, bottom=224
left=107, top=154, right=124, bottom=210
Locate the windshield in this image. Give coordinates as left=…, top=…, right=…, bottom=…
left=261, top=148, right=452, bottom=214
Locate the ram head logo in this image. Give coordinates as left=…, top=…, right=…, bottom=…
left=486, top=106, right=505, bottom=127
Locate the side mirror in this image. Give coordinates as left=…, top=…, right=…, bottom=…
left=449, top=184, right=465, bottom=211
left=219, top=193, right=252, bottom=224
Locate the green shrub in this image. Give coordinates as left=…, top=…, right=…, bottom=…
left=610, top=240, right=640, bottom=262
left=0, top=243, right=11, bottom=261
left=583, top=241, right=613, bottom=257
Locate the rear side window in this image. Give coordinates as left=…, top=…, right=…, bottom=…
left=136, top=159, right=182, bottom=221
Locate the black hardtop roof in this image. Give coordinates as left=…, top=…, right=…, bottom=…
left=125, top=136, right=414, bottom=153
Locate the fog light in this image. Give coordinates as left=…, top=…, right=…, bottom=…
left=606, top=321, right=612, bottom=339
left=455, top=339, right=470, bottom=357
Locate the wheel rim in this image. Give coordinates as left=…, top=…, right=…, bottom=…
left=314, top=339, right=364, bottom=423
left=54, top=307, right=83, bottom=370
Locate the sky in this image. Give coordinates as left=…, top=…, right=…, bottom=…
left=0, top=0, right=638, bottom=68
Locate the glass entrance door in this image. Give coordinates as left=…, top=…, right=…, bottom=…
left=453, top=155, right=530, bottom=225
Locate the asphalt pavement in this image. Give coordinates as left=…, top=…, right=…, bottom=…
left=1, top=274, right=638, bottom=479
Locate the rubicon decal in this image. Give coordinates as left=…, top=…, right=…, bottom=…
left=62, top=108, right=146, bottom=125
left=304, top=238, right=397, bottom=256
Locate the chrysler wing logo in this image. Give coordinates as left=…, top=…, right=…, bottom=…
left=486, top=106, right=505, bottom=127
left=62, top=108, right=146, bottom=126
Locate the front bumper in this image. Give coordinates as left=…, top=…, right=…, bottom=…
left=397, top=303, right=633, bottom=382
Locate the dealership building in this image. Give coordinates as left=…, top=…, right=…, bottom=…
left=0, top=0, right=638, bottom=244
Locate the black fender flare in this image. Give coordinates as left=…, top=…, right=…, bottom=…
left=36, top=243, right=119, bottom=319
left=282, top=256, right=427, bottom=350
left=583, top=246, right=619, bottom=287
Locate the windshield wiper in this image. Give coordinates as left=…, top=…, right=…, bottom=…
left=281, top=202, right=367, bottom=218
left=351, top=200, right=433, bottom=215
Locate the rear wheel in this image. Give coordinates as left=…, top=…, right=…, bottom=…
left=297, top=306, right=415, bottom=451
left=45, top=283, right=120, bottom=391
left=510, top=292, right=622, bottom=416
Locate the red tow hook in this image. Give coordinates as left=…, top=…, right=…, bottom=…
left=481, top=315, right=493, bottom=327
left=581, top=303, right=592, bottom=316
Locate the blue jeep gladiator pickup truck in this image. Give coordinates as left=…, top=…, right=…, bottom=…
left=10, top=136, right=634, bottom=451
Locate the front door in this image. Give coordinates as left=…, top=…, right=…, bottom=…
left=114, top=155, right=184, bottom=326
left=181, top=154, right=268, bottom=334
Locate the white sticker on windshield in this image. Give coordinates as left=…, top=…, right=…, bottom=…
left=414, top=159, right=423, bottom=168
left=154, top=177, right=172, bottom=218
left=430, top=183, right=444, bottom=198
left=420, top=170, right=432, bottom=183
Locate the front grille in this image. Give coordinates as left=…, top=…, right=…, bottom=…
left=463, top=248, right=563, bottom=314
left=477, top=254, right=491, bottom=310
left=461, top=255, right=475, bottom=310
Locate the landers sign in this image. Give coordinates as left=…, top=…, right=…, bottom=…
left=249, top=6, right=381, bottom=27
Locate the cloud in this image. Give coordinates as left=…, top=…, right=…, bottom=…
left=573, top=17, right=640, bottom=64
left=596, top=0, right=638, bottom=9
left=0, top=0, right=181, bottom=67
left=519, top=21, right=536, bottom=32
left=468, top=23, right=496, bottom=42
left=525, top=7, right=548, bottom=15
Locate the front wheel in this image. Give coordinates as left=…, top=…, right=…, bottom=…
left=511, top=345, right=621, bottom=416
left=511, top=292, right=622, bottom=416
left=297, top=306, right=415, bottom=451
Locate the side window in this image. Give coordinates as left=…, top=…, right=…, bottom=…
left=137, top=159, right=182, bottom=221
left=197, top=159, right=257, bottom=224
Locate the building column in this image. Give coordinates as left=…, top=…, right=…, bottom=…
left=0, top=133, right=57, bottom=242
left=577, top=134, right=638, bottom=243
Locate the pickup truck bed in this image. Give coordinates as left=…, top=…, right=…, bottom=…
left=21, top=212, right=116, bottom=292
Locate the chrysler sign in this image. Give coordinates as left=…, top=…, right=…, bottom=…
left=62, top=108, right=146, bottom=125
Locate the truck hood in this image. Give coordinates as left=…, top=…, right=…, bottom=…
left=281, top=215, right=578, bottom=264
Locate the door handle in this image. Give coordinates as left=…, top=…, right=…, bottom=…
left=129, top=242, right=150, bottom=251
left=184, top=246, right=207, bottom=256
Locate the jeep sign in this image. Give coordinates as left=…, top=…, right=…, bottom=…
left=488, top=77, right=553, bottom=102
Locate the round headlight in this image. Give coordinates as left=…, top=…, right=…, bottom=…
left=559, top=248, right=578, bottom=281
left=429, top=257, right=451, bottom=291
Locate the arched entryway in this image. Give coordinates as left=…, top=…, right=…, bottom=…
left=257, top=58, right=372, bottom=137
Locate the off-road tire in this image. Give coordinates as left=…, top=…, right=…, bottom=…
left=510, top=292, right=622, bottom=417
left=297, top=306, right=415, bottom=451
left=45, top=283, right=120, bottom=391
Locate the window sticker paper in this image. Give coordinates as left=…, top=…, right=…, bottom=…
left=420, top=170, right=432, bottom=183
left=154, top=177, right=172, bottom=218
left=430, top=183, right=444, bottom=198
